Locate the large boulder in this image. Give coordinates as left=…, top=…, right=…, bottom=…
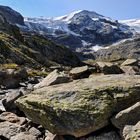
left=69, top=65, right=96, bottom=79
left=111, top=102, right=140, bottom=130
left=0, top=68, right=28, bottom=89
left=16, top=75, right=140, bottom=137
left=2, top=90, right=23, bottom=114
left=34, top=70, right=71, bottom=89
left=96, top=62, right=123, bottom=74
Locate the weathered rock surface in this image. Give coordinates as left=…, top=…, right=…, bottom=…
left=111, top=102, right=140, bottom=130
left=29, top=127, right=42, bottom=137
left=96, top=62, right=123, bottom=74
left=45, top=131, right=64, bottom=140
left=121, top=59, right=139, bottom=67
left=0, top=112, right=26, bottom=125
left=10, top=132, right=37, bottom=140
left=70, top=65, right=96, bottom=79
left=0, top=121, right=21, bottom=139
left=16, top=75, right=140, bottom=137
left=121, top=66, right=140, bottom=75
left=34, top=70, right=71, bottom=89
left=2, top=90, right=23, bottom=114
left=123, top=121, right=140, bottom=140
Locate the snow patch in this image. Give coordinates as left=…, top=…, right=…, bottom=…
left=92, top=18, right=99, bottom=21
left=91, top=45, right=105, bottom=52
left=54, top=10, right=83, bottom=22
left=81, top=40, right=92, bottom=46
left=120, top=19, right=140, bottom=33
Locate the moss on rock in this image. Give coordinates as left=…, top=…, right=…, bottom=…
left=16, top=75, right=140, bottom=137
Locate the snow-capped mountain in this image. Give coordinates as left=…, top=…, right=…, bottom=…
left=120, top=19, right=140, bottom=33
left=23, top=10, right=134, bottom=58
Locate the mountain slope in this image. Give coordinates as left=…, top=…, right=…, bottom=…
left=0, top=5, right=24, bottom=25
left=0, top=7, right=82, bottom=68
left=95, top=36, right=140, bottom=62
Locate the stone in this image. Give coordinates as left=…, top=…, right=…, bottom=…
left=0, top=100, right=5, bottom=112
left=96, top=62, right=123, bottom=74
left=121, top=66, right=140, bottom=75
left=34, top=70, right=71, bottom=89
left=29, top=127, right=41, bottom=137
left=121, top=59, right=138, bottom=67
left=83, top=131, right=120, bottom=140
left=111, top=102, right=140, bottom=130
left=0, top=112, right=26, bottom=125
left=0, top=68, right=28, bottom=89
left=0, top=121, right=21, bottom=139
left=2, top=90, right=23, bottom=114
left=28, top=77, right=40, bottom=84
left=14, top=68, right=28, bottom=80
left=45, top=131, right=64, bottom=140
left=123, top=121, right=140, bottom=140
left=16, top=75, right=140, bottom=137
left=10, top=132, right=37, bottom=140
left=0, top=69, right=19, bottom=89
left=70, top=65, right=96, bottom=79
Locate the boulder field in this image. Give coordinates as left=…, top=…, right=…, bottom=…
left=16, top=74, right=140, bottom=137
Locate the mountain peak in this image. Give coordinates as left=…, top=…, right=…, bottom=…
left=54, top=10, right=103, bottom=22
left=54, top=10, right=83, bottom=21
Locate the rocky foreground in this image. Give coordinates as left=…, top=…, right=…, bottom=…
left=16, top=74, right=140, bottom=138
left=0, top=59, right=140, bottom=140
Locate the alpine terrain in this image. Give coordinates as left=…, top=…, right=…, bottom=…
left=0, top=5, right=140, bottom=140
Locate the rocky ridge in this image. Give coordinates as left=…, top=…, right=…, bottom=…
left=0, top=59, right=140, bottom=140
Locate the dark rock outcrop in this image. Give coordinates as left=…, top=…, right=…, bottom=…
left=0, top=5, right=24, bottom=25
left=69, top=65, right=96, bottom=79
left=0, top=68, right=28, bottom=89
left=96, top=62, right=123, bottom=74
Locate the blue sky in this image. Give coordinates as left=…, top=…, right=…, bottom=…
left=0, top=0, right=140, bottom=20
